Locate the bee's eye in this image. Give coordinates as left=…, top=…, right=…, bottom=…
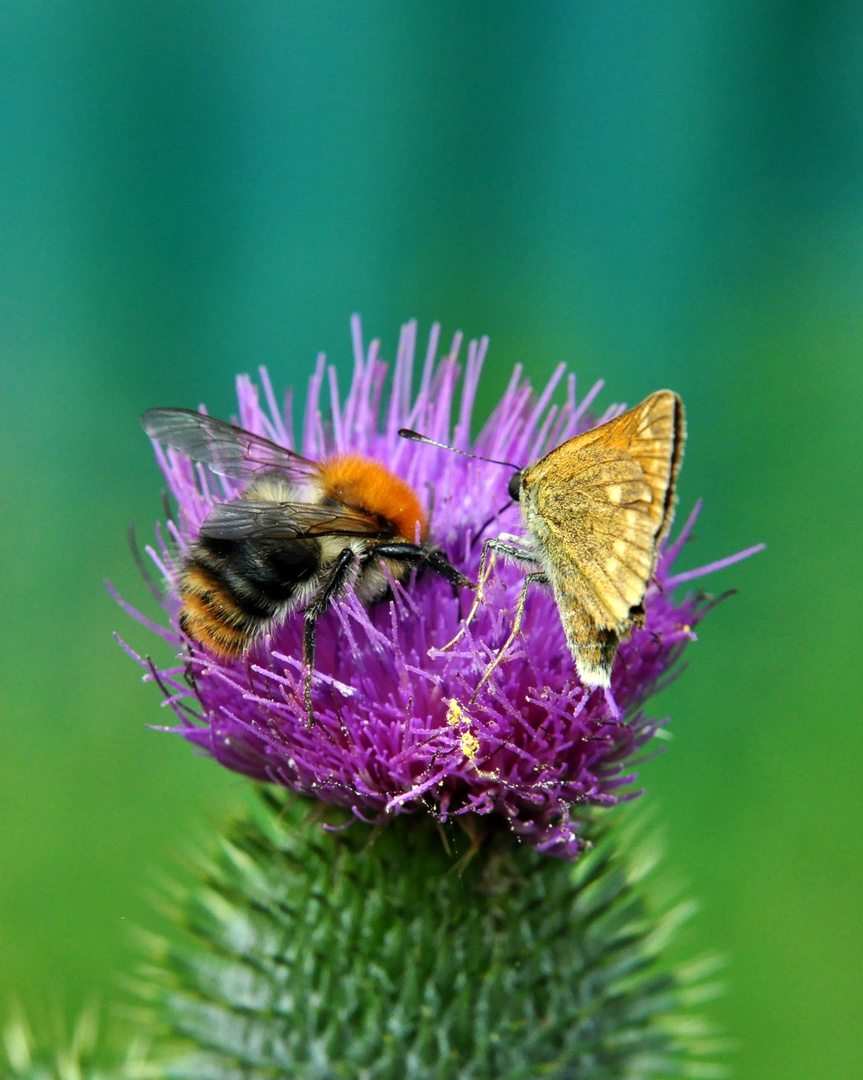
left=507, top=471, right=522, bottom=502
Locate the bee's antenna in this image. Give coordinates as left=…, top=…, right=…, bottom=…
left=398, top=429, right=521, bottom=471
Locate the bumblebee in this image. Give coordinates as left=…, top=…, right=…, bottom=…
left=142, top=408, right=472, bottom=719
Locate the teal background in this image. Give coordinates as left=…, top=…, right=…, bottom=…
left=1, top=3, right=861, bottom=1076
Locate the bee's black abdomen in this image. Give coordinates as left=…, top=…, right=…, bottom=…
left=199, top=536, right=320, bottom=610
left=179, top=536, right=322, bottom=654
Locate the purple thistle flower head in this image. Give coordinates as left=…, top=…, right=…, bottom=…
left=120, top=317, right=762, bottom=859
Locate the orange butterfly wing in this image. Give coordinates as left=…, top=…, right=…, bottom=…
left=521, top=391, right=685, bottom=686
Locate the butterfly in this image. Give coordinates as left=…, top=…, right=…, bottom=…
left=407, top=390, right=685, bottom=694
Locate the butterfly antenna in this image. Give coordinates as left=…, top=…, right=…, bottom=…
left=398, top=429, right=521, bottom=471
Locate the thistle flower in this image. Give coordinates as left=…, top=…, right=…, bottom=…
left=119, top=317, right=761, bottom=859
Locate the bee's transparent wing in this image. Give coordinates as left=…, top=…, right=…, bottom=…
left=142, top=408, right=317, bottom=481
left=199, top=500, right=388, bottom=540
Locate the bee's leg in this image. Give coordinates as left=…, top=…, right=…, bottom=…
left=302, top=547, right=357, bottom=725
left=422, top=548, right=475, bottom=595
left=370, top=542, right=475, bottom=595
left=441, top=536, right=538, bottom=652
left=470, top=571, right=549, bottom=703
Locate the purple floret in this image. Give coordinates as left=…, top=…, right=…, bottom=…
left=119, top=317, right=762, bottom=858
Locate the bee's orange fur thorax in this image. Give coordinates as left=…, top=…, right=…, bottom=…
left=317, top=455, right=427, bottom=542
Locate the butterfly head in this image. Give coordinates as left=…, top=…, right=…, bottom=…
left=507, top=469, right=524, bottom=502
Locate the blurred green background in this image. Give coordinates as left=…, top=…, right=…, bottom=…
left=1, top=3, right=861, bottom=1076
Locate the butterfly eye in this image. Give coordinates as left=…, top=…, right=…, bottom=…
left=507, top=471, right=523, bottom=501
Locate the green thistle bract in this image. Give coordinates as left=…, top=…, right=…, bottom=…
left=142, top=791, right=726, bottom=1080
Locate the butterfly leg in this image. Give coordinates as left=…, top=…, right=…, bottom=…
left=470, top=571, right=549, bottom=702
left=302, top=546, right=357, bottom=725
left=441, top=536, right=538, bottom=652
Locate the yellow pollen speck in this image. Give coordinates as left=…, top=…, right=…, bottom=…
left=681, top=624, right=691, bottom=633
left=446, top=698, right=466, bottom=726
left=460, top=731, right=480, bottom=760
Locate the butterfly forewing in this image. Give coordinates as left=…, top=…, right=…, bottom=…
left=615, top=390, right=685, bottom=541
